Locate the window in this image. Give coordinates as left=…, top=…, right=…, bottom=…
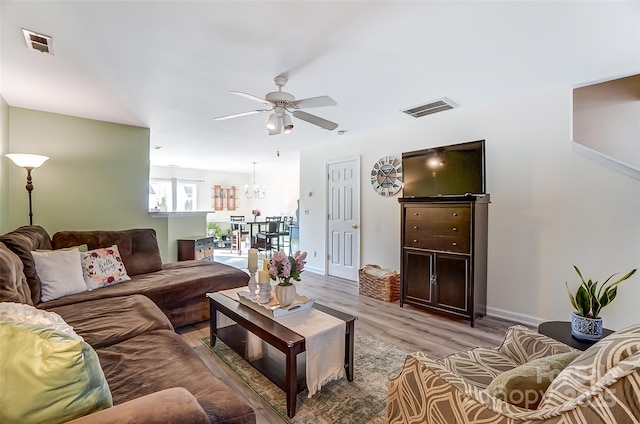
left=149, top=178, right=199, bottom=212
left=150, top=180, right=173, bottom=211
left=177, top=182, right=197, bottom=212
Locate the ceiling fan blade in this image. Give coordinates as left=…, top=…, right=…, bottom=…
left=213, top=110, right=267, bottom=121
left=231, top=91, right=272, bottom=106
left=289, top=95, right=337, bottom=109
left=292, top=110, right=339, bottom=130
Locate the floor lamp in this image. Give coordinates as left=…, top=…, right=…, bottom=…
left=5, top=153, right=49, bottom=225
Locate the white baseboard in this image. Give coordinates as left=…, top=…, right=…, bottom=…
left=486, top=306, right=544, bottom=328
left=305, top=266, right=326, bottom=276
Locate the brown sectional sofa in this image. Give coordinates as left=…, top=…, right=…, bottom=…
left=1, top=225, right=249, bottom=327
left=0, top=225, right=255, bottom=423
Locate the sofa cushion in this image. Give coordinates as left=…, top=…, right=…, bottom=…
left=64, top=388, right=210, bottom=424
left=0, top=242, right=32, bottom=305
left=0, top=301, right=82, bottom=340
left=485, top=351, right=580, bottom=409
left=52, top=229, right=163, bottom=276
left=436, top=347, right=519, bottom=389
left=0, top=322, right=112, bottom=424
left=0, top=225, right=52, bottom=304
left=96, top=329, right=256, bottom=423
left=36, top=244, right=89, bottom=253
left=32, top=248, right=88, bottom=301
left=497, top=325, right=577, bottom=365
left=39, top=260, right=250, bottom=327
left=49, top=295, right=174, bottom=349
left=540, top=323, right=640, bottom=409
left=81, top=245, right=131, bottom=290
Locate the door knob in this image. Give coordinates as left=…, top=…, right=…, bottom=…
left=352, top=224, right=359, bottom=229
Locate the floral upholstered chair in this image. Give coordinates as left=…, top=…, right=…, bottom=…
left=388, top=324, right=640, bottom=423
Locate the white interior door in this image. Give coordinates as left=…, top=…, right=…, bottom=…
left=327, top=158, right=360, bottom=280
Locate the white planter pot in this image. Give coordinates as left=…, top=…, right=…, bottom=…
left=571, top=312, right=603, bottom=341
left=275, top=284, right=297, bottom=308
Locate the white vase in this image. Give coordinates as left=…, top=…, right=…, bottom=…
left=275, top=284, right=297, bottom=307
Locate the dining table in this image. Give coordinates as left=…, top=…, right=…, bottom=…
left=228, top=220, right=268, bottom=254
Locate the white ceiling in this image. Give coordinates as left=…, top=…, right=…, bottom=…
left=2, top=1, right=639, bottom=173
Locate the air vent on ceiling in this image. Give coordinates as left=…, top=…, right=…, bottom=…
left=22, top=29, right=54, bottom=55
left=402, top=98, right=457, bottom=118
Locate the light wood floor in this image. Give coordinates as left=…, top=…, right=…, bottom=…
left=177, top=266, right=522, bottom=424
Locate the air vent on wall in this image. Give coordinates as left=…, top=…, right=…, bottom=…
left=402, top=98, right=457, bottom=118
left=22, top=29, right=54, bottom=55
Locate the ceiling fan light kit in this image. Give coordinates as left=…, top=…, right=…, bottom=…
left=266, top=113, right=280, bottom=131
left=282, top=113, right=294, bottom=134
left=214, top=76, right=338, bottom=136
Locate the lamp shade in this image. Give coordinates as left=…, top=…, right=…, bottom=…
left=5, top=154, right=49, bottom=168
left=266, top=114, right=281, bottom=132
left=282, top=114, right=294, bottom=133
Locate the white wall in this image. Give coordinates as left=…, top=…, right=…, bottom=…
left=151, top=162, right=300, bottom=223
left=573, top=74, right=640, bottom=170
left=575, top=100, right=640, bottom=167
left=301, top=87, right=640, bottom=330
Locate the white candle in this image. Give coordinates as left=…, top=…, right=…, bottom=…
left=258, top=270, right=270, bottom=284
left=263, top=258, right=270, bottom=271
left=248, top=248, right=258, bottom=269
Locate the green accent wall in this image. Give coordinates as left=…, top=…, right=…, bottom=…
left=0, top=96, right=9, bottom=233
left=6, top=107, right=170, bottom=260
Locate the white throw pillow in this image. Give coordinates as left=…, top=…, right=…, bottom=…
left=0, top=301, right=82, bottom=340
left=31, top=248, right=88, bottom=302
left=81, top=245, right=131, bottom=290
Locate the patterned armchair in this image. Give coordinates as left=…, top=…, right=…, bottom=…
left=388, top=324, right=640, bottom=423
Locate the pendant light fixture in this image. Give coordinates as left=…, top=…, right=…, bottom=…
left=244, top=162, right=265, bottom=199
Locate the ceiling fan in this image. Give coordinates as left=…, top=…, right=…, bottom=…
left=214, top=76, right=338, bottom=135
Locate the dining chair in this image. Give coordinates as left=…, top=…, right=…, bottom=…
left=256, top=216, right=281, bottom=257
left=279, top=216, right=293, bottom=255
left=229, top=215, right=247, bottom=254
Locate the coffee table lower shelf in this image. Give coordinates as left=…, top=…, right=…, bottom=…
left=213, top=324, right=307, bottom=394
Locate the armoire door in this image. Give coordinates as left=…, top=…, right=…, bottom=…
left=403, top=249, right=435, bottom=305
left=434, top=253, right=470, bottom=314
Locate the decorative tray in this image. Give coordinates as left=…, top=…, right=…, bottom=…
left=236, top=291, right=315, bottom=318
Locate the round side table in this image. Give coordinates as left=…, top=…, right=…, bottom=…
left=538, top=321, right=614, bottom=351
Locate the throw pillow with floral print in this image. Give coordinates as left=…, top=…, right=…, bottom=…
left=81, top=245, right=131, bottom=290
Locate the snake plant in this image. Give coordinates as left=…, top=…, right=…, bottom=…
left=566, top=266, right=637, bottom=318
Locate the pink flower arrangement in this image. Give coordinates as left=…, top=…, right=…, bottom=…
left=269, top=250, right=307, bottom=286
left=251, top=209, right=261, bottom=217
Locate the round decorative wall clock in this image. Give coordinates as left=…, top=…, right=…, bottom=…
left=370, top=155, right=403, bottom=197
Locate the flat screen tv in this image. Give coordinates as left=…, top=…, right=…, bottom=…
left=402, top=140, right=485, bottom=198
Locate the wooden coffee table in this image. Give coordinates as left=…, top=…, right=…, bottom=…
left=207, top=292, right=356, bottom=418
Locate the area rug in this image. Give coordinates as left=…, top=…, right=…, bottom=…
left=200, top=332, right=408, bottom=424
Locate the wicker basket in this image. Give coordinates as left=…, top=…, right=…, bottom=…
left=358, top=264, right=400, bottom=302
